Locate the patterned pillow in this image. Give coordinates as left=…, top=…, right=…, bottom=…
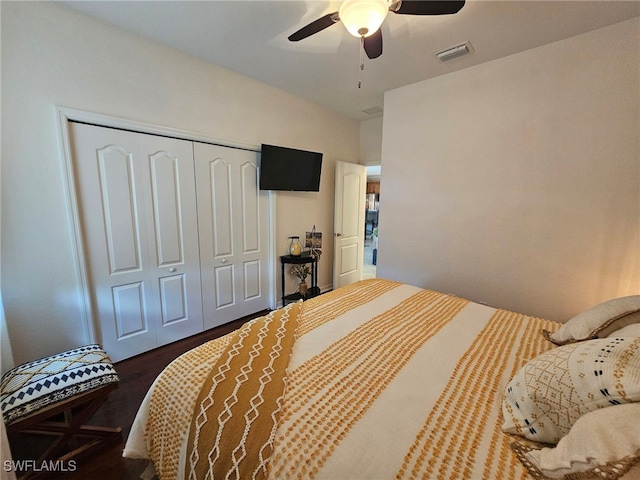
left=609, top=323, right=640, bottom=338
left=1, top=344, right=119, bottom=425
left=501, top=337, right=640, bottom=444
left=543, top=295, right=640, bottom=345
left=511, top=403, right=640, bottom=480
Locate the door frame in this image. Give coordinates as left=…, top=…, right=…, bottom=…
left=55, top=106, right=277, bottom=344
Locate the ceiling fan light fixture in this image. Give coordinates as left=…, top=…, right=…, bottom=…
left=339, top=0, right=389, bottom=38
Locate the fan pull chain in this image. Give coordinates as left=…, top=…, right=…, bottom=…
left=358, top=35, right=365, bottom=89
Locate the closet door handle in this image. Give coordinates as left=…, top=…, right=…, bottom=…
left=169, top=267, right=177, bottom=273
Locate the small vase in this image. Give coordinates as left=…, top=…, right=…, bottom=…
left=299, top=280, right=308, bottom=297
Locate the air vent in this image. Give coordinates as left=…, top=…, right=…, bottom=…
left=362, top=106, right=383, bottom=115
left=435, top=41, right=473, bottom=62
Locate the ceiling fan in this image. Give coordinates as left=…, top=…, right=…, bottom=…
left=288, top=0, right=466, bottom=60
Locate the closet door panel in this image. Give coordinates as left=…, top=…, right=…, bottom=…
left=159, top=274, right=188, bottom=325
left=209, top=159, right=234, bottom=258
left=240, top=162, right=260, bottom=253
left=112, top=282, right=148, bottom=338
left=149, top=151, right=184, bottom=265
left=239, top=161, right=267, bottom=302
left=236, top=159, right=268, bottom=310
left=139, top=135, right=204, bottom=347
left=214, top=264, right=235, bottom=308
left=195, top=143, right=270, bottom=329
left=71, top=124, right=157, bottom=361
left=70, top=124, right=203, bottom=361
left=196, top=150, right=236, bottom=323
left=243, top=260, right=261, bottom=300
left=97, top=146, right=142, bottom=273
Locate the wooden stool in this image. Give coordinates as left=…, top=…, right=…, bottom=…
left=1, top=345, right=122, bottom=479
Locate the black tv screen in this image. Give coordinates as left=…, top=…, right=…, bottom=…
left=259, top=144, right=323, bottom=192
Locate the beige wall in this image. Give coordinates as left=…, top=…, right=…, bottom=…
left=379, top=18, right=639, bottom=321
left=1, top=2, right=359, bottom=365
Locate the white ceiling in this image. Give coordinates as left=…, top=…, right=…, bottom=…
left=60, top=0, right=639, bottom=121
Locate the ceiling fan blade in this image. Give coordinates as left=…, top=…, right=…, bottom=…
left=364, top=29, right=383, bottom=59
left=288, top=12, right=340, bottom=42
left=392, top=0, right=465, bottom=15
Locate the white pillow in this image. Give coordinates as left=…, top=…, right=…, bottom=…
left=609, top=323, right=640, bottom=338
left=511, top=403, right=640, bottom=480
left=502, top=337, right=640, bottom=444
left=544, top=296, right=640, bottom=345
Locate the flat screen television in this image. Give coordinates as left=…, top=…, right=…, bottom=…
left=259, top=144, right=323, bottom=192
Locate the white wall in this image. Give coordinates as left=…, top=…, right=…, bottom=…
left=379, top=18, right=639, bottom=322
left=1, top=2, right=359, bottom=365
left=360, top=117, right=383, bottom=165
left=0, top=3, right=12, bottom=377
left=0, top=295, right=14, bottom=375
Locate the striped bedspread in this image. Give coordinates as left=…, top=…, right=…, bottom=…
left=123, top=279, right=559, bottom=479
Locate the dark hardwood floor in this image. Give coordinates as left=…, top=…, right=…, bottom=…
left=7, top=311, right=267, bottom=480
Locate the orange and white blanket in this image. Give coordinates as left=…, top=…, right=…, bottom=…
left=124, top=279, right=560, bottom=479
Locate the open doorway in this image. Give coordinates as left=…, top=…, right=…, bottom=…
left=364, top=165, right=380, bottom=279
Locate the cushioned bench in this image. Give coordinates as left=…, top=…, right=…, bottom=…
left=1, top=345, right=121, bottom=477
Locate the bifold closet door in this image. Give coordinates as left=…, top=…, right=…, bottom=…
left=194, top=143, right=270, bottom=328
left=70, top=123, right=204, bottom=361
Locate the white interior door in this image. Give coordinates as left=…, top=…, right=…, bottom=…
left=194, top=143, right=270, bottom=329
left=333, top=161, right=367, bottom=289
left=70, top=123, right=203, bottom=361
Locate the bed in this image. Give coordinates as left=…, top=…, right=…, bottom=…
left=123, top=279, right=640, bottom=480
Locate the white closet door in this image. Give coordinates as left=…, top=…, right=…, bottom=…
left=194, top=143, right=270, bottom=329
left=70, top=123, right=203, bottom=361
